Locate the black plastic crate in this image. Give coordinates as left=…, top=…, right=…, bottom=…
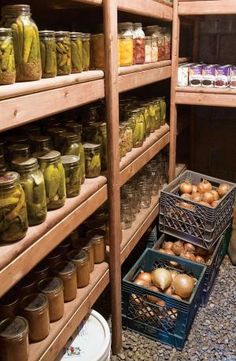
left=122, top=249, right=206, bottom=350
left=159, top=170, right=235, bottom=249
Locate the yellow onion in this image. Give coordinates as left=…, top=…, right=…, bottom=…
left=156, top=298, right=166, bottom=307
left=202, top=191, right=214, bottom=204
left=198, top=201, right=211, bottom=207
left=151, top=268, right=172, bottom=291
left=191, top=192, right=202, bottom=202
left=192, top=185, right=198, bottom=193
left=170, top=270, right=178, bottom=281
left=172, top=274, right=195, bottom=299
left=163, top=241, right=174, bottom=251
left=164, top=286, right=173, bottom=296
left=211, top=190, right=219, bottom=201
left=184, top=243, right=196, bottom=254
left=195, top=246, right=209, bottom=257
left=211, top=200, right=219, bottom=208
left=180, top=251, right=196, bottom=262
left=172, top=242, right=184, bottom=256
left=179, top=181, right=192, bottom=194
left=181, top=193, right=192, bottom=201
left=147, top=285, right=160, bottom=303
left=171, top=294, right=182, bottom=301
left=198, top=180, right=212, bottom=193
left=135, top=271, right=152, bottom=285
left=217, top=183, right=230, bottom=198
left=195, top=255, right=205, bottom=264
left=134, top=278, right=149, bottom=288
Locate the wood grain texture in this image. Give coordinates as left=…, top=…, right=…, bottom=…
left=118, top=0, right=173, bottom=21
left=176, top=88, right=236, bottom=107
left=178, top=0, right=236, bottom=15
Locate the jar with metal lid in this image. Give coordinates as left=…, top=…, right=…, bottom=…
left=146, top=101, right=156, bottom=133
left=119, top=124, right=127, bottom=159
left=18, top=275, right=36, bottom=298
left=83, top=143, right=101, bottom=178
left=90, top=233, right=106, bottom=263
left=20, top=293, right=50, bottom=341
left=121, top=121, right=133, bottom=154
left=46, top=248, right=63, bottom=268
left=1, top=4, right=41, bottom=82
left=30, top=134, right=52, bottom=155
left=82, top=122, right=99, bottom=143
left=162, top=27, right=171, bottom=60
left=32, top=262, right=50, bottom=282
left=24, top=124, right=41, bottom=137
left=38, top=150, right=66, bottom=210
left=57, top=238, right=72, bottom=254
left=152, top=99, right=161, bottom=130
left=128, top=109, right=145, bottom=147
left=121, top=201, right=133, bottom=230
left=47, top=127, right=67, bottom=149
left=157, top=26, right=165, bottom=61
left=0, top=171, right=28, bottom=242
left=67, top=249, right=90, bottom=288
left=0, top=28, right=16, bottom=85
left=54, top=261, right=77, bottom=302
left=66, top=122, right=82, bottom=136
left=0, top=289, right=19, bottom=320
left=0, top=316, right=29, bottom=361
left=55, top=31, right=71, bottom=75
left=140, top=182, right=152, bottom=209
left=118, top=22, right=133, bottom=66
left=121, top=184, right=136, bottom=221
left=145, top=26, right=158, bottom=62
left=70, top=32, right=83, bottom=73
left=39, top=30, right=57, bottom=78
left=91, top=33, right=105, bottom=69
left=12, top=158, right=47, bottom=226
left=159, top=97, right=166, bottom=125
left=81, top=33, right=90, bottom=71
left=7, top=134, right=29, bottom=145
left=69, top=228, right=80, bottom=248
left=82, top=241, right=94, bottom=272
left=61, top=155, right=81, bottom=197
left=8, top=143, right=30, bottom=164
left=133, top=23, right=145, bottom=64
left=38, top=277, right=64, bottom=322
left=145, top=36, right=152, bottom=63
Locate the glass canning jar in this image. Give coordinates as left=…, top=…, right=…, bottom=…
left=20, top=293, right=50, bottom=341
left=159, top=97, right=166, bottom=125
left=30, top=135, right=52, bottom=155
left=142, top=103, right=151, bottom=136
left=133, top=23, right=145, bottom=64
left=82, top=241, right=95, bottom=272
left=18, top=275, right=36, bottom=298
left=70, top=32, right=83, bottom=73
left=83, top=143, right=101, bottom=178
left=162, top=27, right=171, bottom=60
left=55, top=31, right=71, bottom=75
left=157, top=26, right=165, bottom=61
left=121, top=121, right=133, bottom=154
left=12, top=158, right=47, bottom=226
left=46, top=248, right=63, bottom=268
left=39, top=30, right=57, bottom=78
left=1, top=4, right=41, bottom=81
left=66, top=122, right=82, bottom=136
left=38, top=150, right=66, bottom=210
left=38, top=277, right=64, bottom=322
left=147, top=101, right=156, bottom=133
left=140, top=182, right=152, bottom=209
left=121, top=186, right=136, bottom=221
left=54, top=261, right=77, bottom=302
left=145, top=36, right=152, bottom=64
left=61, top=155, right=81, bottom=197
left=67, top=249, right=90, bottom=288
left=145, top=26, right=158, bottom=62
left=0, top=28, right=16, bottom=85
left=0, top=316, right=29, bottom=361
left=0, top=171, right=28, bottom=242
left=152, top=99, right=161, bottom=130
left=119, top=124, right=127, bottom=159
left=96, top=122, right=108, bottom=171
left=0, top=289, right=19, bottom=320
left=81, top=33, right=91, bottom=71
left=118, top=22, right=133, bottom=66
left=121, top=200, right=133, bottom=230
left=46, top=127, right=67, bottom=149
left=32, top=262, right=50, bottom=282
left=91, top=33, right=105, bottom=69
left=8, top=143, right=30, bottom=164
left=128, top=109, right=145, bottom=147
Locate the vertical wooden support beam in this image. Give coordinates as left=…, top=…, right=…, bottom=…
left=103, top=0, right=122, bottom=354
left=169, top=0, right=180, bottom=180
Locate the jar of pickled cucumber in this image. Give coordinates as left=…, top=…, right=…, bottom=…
left=82, top=122, right=100, bottom=143
left=37, top=151, right=66, bottom=210
left=81, top=33, right=90, bottom=71
left=61, top=155, right=81, bottom=198
left=55, top=31, right=71, bottom=75
left=66, top=122, right=82, bottom=136
left=119, top=124, right=127, bottom=159
left=141, top=104, right=151, bottom=136
left=1, top=4, right=41, bottom=82
left=159, top=97, right=166, bottom=125
left=0, top=172, right=28, bottom=242
left=30, top=135, right=52, bottom=155
left=96, top=122, right=107, bottom=171
left=122, top=121, right=133, bottom=154
left=12, top=158, right=47, bottom=226
left=47, top=127, right=67, bottom=149
left=145, top=26, right=158, bottom=62
left=128, top=109, right=145, bottom=148
left=83, top=143, right=101, bottom=178
left=118, top=22, right=133, bottom=66
left=70, top=32, right=83, bottom=73
left=8, top=143, right=30, bottom=164
left=39, top=30, right=57, bottom=78
left=152, top=100, right=161, bottom=130
left=91, top=33, right=105, bottom=70
left=0, top=28, right=16, bottom=85
left=146, top=101, right=156, bottom=133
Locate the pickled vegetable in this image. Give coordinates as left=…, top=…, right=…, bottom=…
left=61, top=155, right=80, bottom=197
left=159, top=97, right=166, bottom=125
left=39, top=30, right=57, bottom=78
left=83, top=143, right=101, bottom=178
left=70, top=32, right=82, bottom=73
left=0, top=28, right=16, bottom=85
left=118, top=36, right=133, bottom=67
left=129, top=110, right=145, bottom=148
left=81, top=33, right=90, bottom=71
left=55, top=31, right=71, bottom=75
left=91, top=34, right=105, bottom=70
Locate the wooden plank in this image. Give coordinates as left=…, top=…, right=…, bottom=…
left=178, top=1, right=236, bottom=15
left=120, top=125, right=170, bottom=186
left=118, top=61, right=172, bottom=75
left=28, top=263, right=109, bottom=361
left=0, top=178, right=107, bottom=297
left=118, top=0, right=173, bottom=21
left=72, top=0, right=102, bottom=6
left=175, top=88, right=236, bottom=107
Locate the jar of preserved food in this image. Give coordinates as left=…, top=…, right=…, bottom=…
left=145, top=26, right=158, bottom=62
left=21, top=293, right=50, bottom=341
left=12, top=158, right=47, bottom=226
left=54, top=261, right=77, bottom=302
left=18, top=275, right=36, bottom=298
left=69, top=229, right=80, bottom=248
left=118, top=22, right=133, bottom=66
left=55, top=31, right=71, bottom=75
left=38, top=277, right=64, bottom=322
left=38, top=151, right=66, bottom=210
left=96, top=122, right=107, bottom=171
left=159, top=97, right=166, bottom=125
left=90, top=233, right=106, bottom=263
left=128, top=109, right=145, bottom=147
left=121, top=121, right=133, bottom=154
left=82, top=241, right=94, bottom=272
left=157, top=26, right=165, bottom=61
left=162, top=27, right=171, bottom=60
left=91, top=33, right=105, bottom=69
left=140, top=182, right=152, bottom=209
left=0, top=316, right=29, bottom=361
left=133, top=23, right=145, bottom=64
left=39, top=30, right=57, bottom=78
left=0, top=28, right=15, bottom=85
left=57, top=238, right=71, bottom=254
left=70, top=31, right=82, bottom=73
left=119, top=124, right=127, bottom=159
left=46, top=127, right=67, bottom=149
left=46, top=248, right=63, bottom=268
left=121, top=201, right=132, bottom=230
left=151, top=100, right=161, bottom=130
left=32, top=262, right=50, bottom=282
left=145, top=36, right=152, bottom=63
left=67, top=249, right=90, bottom=288
left=66, top=122, right=82, bottom=136
left=1, top=4, right=41, bottom=81
left=24, top=124, right=41, bottom=137
left=81, top=33, right=90, bottom=71
left=141, top=104, right=151, bottom=136
left=8, top=143, right=30, bottom=164
left=0, top=172, right=28, bottom=242
left=121, top=184, right=136, bottom=221
left=30, top=135, right=52, bottom=155
left=83, top=143, right=101, bottom=178
left=0, top=290, right=19, bottom=320
left=61, top=155, right=81, bottom=197
left=7, top=134, right=29, bottom=145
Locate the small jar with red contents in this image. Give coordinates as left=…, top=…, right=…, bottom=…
left=133, top=23, right=145, bottom=64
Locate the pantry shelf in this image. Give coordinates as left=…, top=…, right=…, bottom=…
left=0, top=71, right=104, bottom=132
left=178, top=0, right=236, bottom=16
left=117, top=0, right=172, bottom=21
left=176, top=87, right=236, bottom=108
left=0, top=177, right=107, bottom=297
left=28, top=262, right=109, bottom=361
left=120, top=124, right=170, bottom=186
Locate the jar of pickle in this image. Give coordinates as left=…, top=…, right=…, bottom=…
left=121, top=121, right=133, bottom=154
left=82, top=241, right=94, bottom=272
left=47, top=127, right=67, bottom=149
left=0, top=28, right=16, bottom=85
left=38, top=277, right=64, bottom=322
left=90, top=234, right=106, bottom=263
left=66, top=122, right=82, bottom=136
left=55, top=31, right=71, bottom=75
left=39, top=30, right=57, bottom=78
left=145, top=26, right=158, bottom=62
left=12, top=158, right=47, bottom=226
left=128, top=109, right=145, bottom=148
left=81, top=33, right=90, bottom=71
left=38, top=151, right=66, bottom=210
left=96, top=122, right=107, bottom=171
left=121, top=201, right=132, bottom=230
left=30, top=135, right=52, bottom=155
left=0, top=290, right=19, bottom=320
left=1, top=4, right=41, bottom=81
left=91, top=33, right=105, bottom=69
left=119, top=124, right=127, bottom=159
left=61, top=155, right=81, bottom=197
left=67, top=249, right=90, bottom=288
left=133, top=23, right=145, bottom=64
left=83, top=143, right=101, bottom=178
left=0, top=172, right=28, bottom=242
left=0, top=316, right=29, bottom=361
left=147, top=101, right=156, bottom=133
left=142, top=104, right=151, bottom=136
left=145, top=36, right=152, bottom=64
left=8, top=143, right=30, bottom=164
left=21, top=293, right=50, bottom=341
left=82, top=122, right=99, bottom=143
left=118, top=22, right=133, bottom=66
left=70, top=32, right=83, bottom=73
left=159, top=97, right=166, bottom=125
left=54, top=261, right=77, bottom=302
left=152, top=100, right=161, bottom=130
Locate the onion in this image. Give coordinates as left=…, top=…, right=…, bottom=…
left=181, top=193, right=192, bottom=200
left=163, top=241, right=174, bottom=251
left=156, top=299, right=166, bottom=307
left=134, top=278, right=149, bottom=288
left=202, top=191, right=214, bottom=204
left=135, top=271, right=152, bottom=285
left=179, top=202, right=195, bottom=211
left=184, top=243, right=196, bottom=254
left=217, top=183, right=230, bottom=198
left=170, top=270, right=178, bottom=281
left=179, top=181, right=192, bottom=194
left=172, top=274, right=195, bottom=298
left=151, top=268, right=172, bottom=291
left=192, top=185, right=198, bottom=193
left=211, top=190, right=219, bottom=201
left=164, top=286, right=173, bottom=296
left=198, top=180, right=212, bottom=193
left=171, top=294, right=182, bottom=301
left=147, top=285, right=160, bottom=303
left=211, top=200, right=219, bottom=208
left=195, top=255, right=205, bottom=264
left=172, top=243, right=184, bottom=256
left=198, top=201, right=211, bottom=207
left=192, top=192, right=202, bottom=202
left=180, top=251, right=196, bottom=262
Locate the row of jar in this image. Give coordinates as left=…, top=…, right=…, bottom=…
left=121, top=150, right=169, bottom=230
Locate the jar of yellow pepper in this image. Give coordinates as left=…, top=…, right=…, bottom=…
left=118, top=22, right=133, bottom=67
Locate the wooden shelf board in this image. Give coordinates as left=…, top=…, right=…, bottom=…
left=0, top=71, right=104, bottom=132
left=176, top=87, right=236, bottom=107
left=178, top=0, right=236, bottom=15
left=120, top=124, right=170, bottom=186
left=71, top=0, right=102, bottom=6
left=118, top=60, right=172, bottom=76
left=0, top=177, right=107, bottom=297
left=28, top=263, right=109, bottom=361
left=118, top=0, right=173, bottom=21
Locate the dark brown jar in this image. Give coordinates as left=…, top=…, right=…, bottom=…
left=46, top=249, right=64, bottom=268
left=69, top=229, right=81, bottom=248
left=57, top=238, right=72, bottom=254
left=54, top=261, right=77, bottom=302
left=21, top=293, right=50, bottom=342
left=32, top=262, right=50, bottom=282
left=67, top=249, right=90, bottom=288
left=0, top=316, right=29, bottom=361
left=82, top=242, right=94, bottom=273
left=18, top=275, right=36, bottom=299
left=38, top=277, right=64, bottom=322
left=0, top=290, right=19, bottom=320
left=91, top=233, right=106, bottom=263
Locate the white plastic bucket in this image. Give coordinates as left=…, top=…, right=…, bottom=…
left=58, top=310, right=111, bottom=361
